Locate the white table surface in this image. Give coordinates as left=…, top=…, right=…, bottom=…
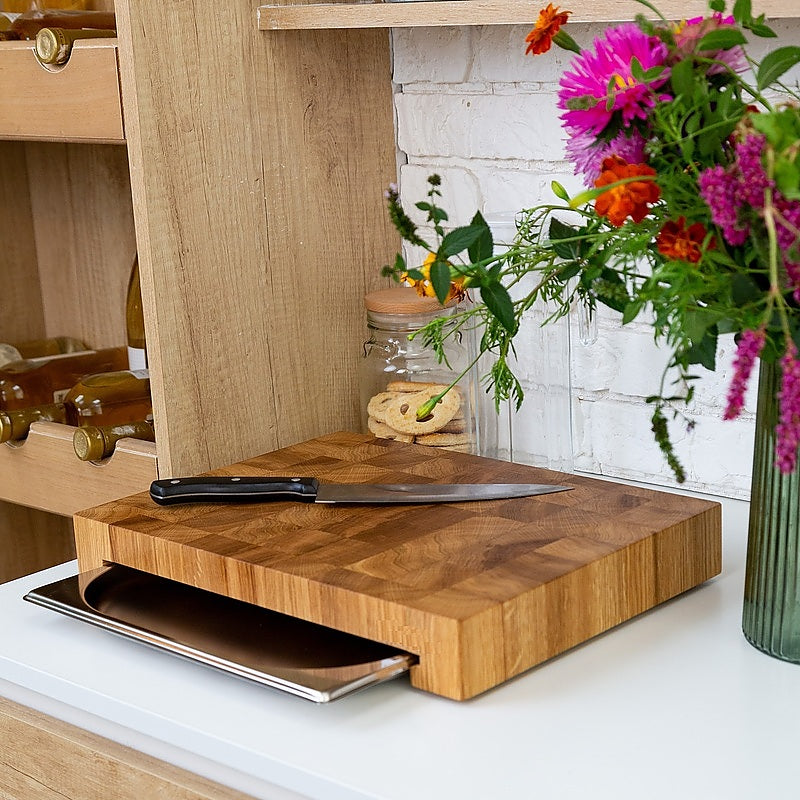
left=1, top=491, right=798, bottom=800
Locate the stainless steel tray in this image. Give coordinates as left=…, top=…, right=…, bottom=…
left=24, top=564, right=415, bottom=703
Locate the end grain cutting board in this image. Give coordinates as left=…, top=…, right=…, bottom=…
left=73, top=432, right=721, bottom=700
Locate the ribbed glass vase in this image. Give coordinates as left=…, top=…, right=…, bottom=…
left=742, top=358, right=800, bottom=661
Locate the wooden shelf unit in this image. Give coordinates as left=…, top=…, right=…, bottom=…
left=257, top=0, right=798, bottom=31
left=0, top=0, right=398, bottom=577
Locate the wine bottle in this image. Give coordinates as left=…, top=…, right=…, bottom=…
left=125, top=255, right=147, bottom=370
left=1, top=8, right=114, bottom=39
left=0, top=344, right=22, bottom=368
left=0, top=369, right=151, bottom=443
left=13, top=335, right=88, bottom=358
left=0, top=346, right=128, bottom=412
left=34, top=26, right=116, bottom=65
left=0, top=336, right=87, bottom=369
left=73, top=418, right=154, bottom=461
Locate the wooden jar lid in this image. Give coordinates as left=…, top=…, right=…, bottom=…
left=364, top=287, right=453, bottom=315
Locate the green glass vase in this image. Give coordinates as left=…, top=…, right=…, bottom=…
left=742, top=358, right=800, bottom=661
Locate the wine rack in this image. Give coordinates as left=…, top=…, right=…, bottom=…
left=0, top=39, right=123, bottom=143
left=0, top=422, right=156, bottom=516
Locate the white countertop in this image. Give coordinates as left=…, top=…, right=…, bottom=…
left=2, top=491, right=798, bottom=800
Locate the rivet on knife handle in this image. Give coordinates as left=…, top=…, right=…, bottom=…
left=150, top=476, right=320, bottom=505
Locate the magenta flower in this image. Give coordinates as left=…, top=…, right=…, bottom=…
left=775, top=195, right=800, bottom=303
left=565, top=128, right=648, bottom=183
left=775, top=341, right=800, bottom=474
left=698, top=165, right=749, bottom=246
left=558, top=23, right=670, bottom=139
left=724, top=328, right=766, bottom=420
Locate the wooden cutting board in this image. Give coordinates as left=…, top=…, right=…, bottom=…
left=73, top=432, right=721, bottom=700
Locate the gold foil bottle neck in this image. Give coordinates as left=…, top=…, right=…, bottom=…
left=73, top=426, right=105, bottom=461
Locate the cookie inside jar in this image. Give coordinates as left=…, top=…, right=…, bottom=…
left=360, top=287, right=481, bottom=454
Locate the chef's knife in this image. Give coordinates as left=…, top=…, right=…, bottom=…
left=149, top=476, right=572, bottom=506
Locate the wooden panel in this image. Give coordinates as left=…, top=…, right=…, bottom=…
left=0, top=40, right=123, bottom=143
left=24, top=142, right=138, bottom=349
left=258, top=0, right=799, bottom=30
left=0, top=141, right=46, bottom=343
left=116, top=0, right=397, bottom=478
left=0, top=696, right=255, bottom=800
left=0, top=422, right=157, bottom=517
left=74, top=432, right=722, bottom=700
left=0, top=502, right=74, bottom=584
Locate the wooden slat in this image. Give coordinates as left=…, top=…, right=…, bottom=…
left=116, top=0, right=397, bottom=478
left=0, top=502, right=74, bottom=584
left=0, top=141, right=46, bottom=343
left=0, top=40, right=123, bottom=143
left=258, top=0, right=798, bottom=31
left=0, top=696, right=255, bottom=800
left=74, top=432, right=722, bottom=700
left=24, top=142, right=138, bottom=348
left=0, top=422, right=157, bottom=517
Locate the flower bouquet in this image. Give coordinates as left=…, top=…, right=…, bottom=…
left=384, top=0, right=800, bottom=661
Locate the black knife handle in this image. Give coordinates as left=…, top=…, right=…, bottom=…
left=149, top=476, right=320, bottom=505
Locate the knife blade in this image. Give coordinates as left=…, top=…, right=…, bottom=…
left=149, top=476, right=572, bottom=506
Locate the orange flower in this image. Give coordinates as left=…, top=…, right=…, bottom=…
left=594, top=156, right=661, bottom=227
left=656, top=217, right=711, bottom=264
left=402, top=252, right=466, bottom=304
left=525, top=4, right=571, bottom=56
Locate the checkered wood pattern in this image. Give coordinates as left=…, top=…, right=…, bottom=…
left=74, top=432, right=722, bottom=700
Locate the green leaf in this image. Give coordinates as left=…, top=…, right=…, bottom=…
left=622, top=300, right=643, bottom=325
left=684, top=309, right=716, bottom=345
left=439, top=225, right=484, bottom=258
left=757, top=46, right=800, bottom=91
left=557, top=262, right=581, bottom=281
left=551, top=181, right=570, bottom=202
left=749, top=23, right=777, bottom=38
left=548, top=218, right=582, bottom=260
left=430, top=259, right=452, bottom=304
left=480, top=283, right=517, bottom=334
left=731, top=273, right=761, bottom=305
left=774, top=158, right=800, bottom=200
left=709, top=0, right=725, bottom=10
left=669, top=57, right=696, bottom=99
left=697, top=29, right=748, bottom=52
left=685, top=328, right=718, bottom=371
left=732, top=0, right=751, bottom=24
left=415, top=201, right=432, bottom=211
left=467, top=211, right=494, bottom=264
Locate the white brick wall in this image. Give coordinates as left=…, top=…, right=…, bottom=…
left=391, top=19, right=800, bottom=498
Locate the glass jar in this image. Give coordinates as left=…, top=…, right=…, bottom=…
left=360, top=287, right=500, bottom=457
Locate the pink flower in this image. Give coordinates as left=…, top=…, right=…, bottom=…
left=672, top=14, right=748, bottom=75
left=558, top=23, right=670, bottom=139
left=565, top=128, right=648, bottom=183
left=775, top=341, right=800, bottom=474
left=724, top=329, right=766, bottom=420
left=698, top=165, right=749, bottom=246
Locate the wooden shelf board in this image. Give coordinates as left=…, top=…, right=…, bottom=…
left=257, top=0, right=798, bottom=31
left=0, top=421, right=157, bottom=517
left=0, top=39, right=124, bottom=143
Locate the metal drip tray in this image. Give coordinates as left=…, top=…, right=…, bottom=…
left=24, top=564, right=416, bottom=703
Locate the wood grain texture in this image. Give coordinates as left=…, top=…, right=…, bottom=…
left=0, top=40, right=123, bottom=143
left=0, top=422, right=157, bottom=517
left=74, top=432, right=722, bottom=700
left=24, top=142, right=138, bottom=348
left=0, top=502, right=73, bottom=584
left=116, top=0, right=397, bottom=479
left=0, top=142, right=45, bottom=343
left=258, top=0, right=798, bottom=30
left=0, top=696, right=255, bottom=800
